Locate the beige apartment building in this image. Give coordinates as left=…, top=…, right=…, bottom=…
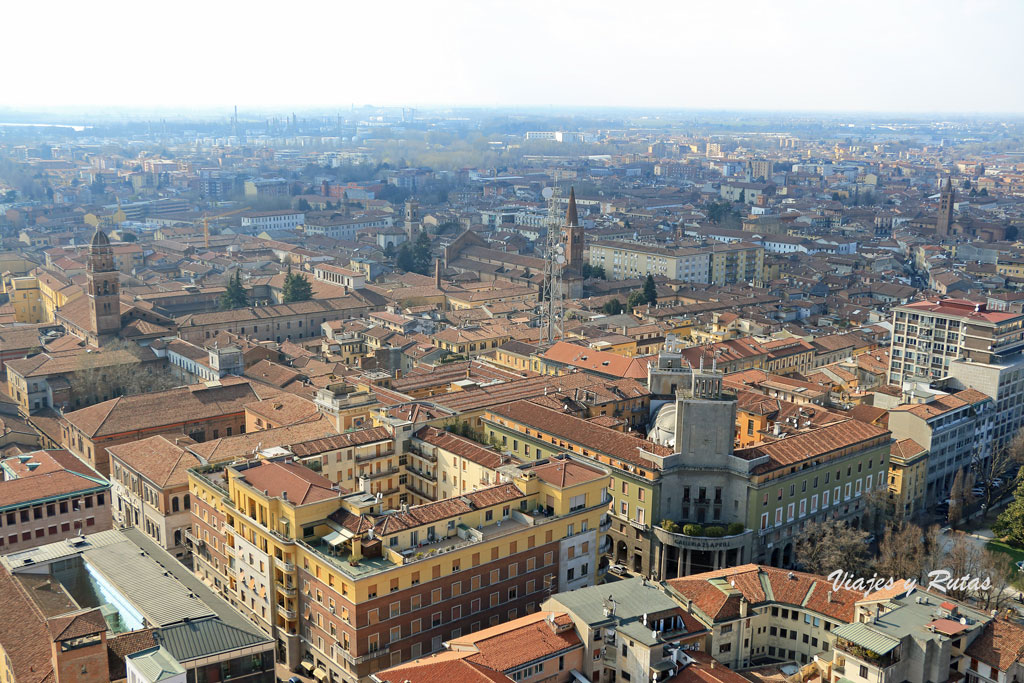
left=588, top=241, right=710, bottom=282
left=888, top=299, right=1024, bottom=385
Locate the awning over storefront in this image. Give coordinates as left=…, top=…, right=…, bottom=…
left=313, top=668, right=328, bottom=681
left=300, top=660, right=314, bottom=671
left=324, top=529, right=355, bottom=547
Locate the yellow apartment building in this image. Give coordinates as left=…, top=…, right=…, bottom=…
left=888, top=438, right=928, bottom=518
left=188, top=452, right=609, bottom=683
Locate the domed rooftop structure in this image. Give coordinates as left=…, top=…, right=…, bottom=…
left=90, top=228, right=110, bottom=247
left=648, top=402, right=677, bottom=449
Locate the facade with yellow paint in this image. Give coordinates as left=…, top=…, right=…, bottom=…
left=2, top=275, right=43, bottom=323
left=36, top=269, right=83, bottom=323
left=188, top=452, right=608, bottom=682
left=887, top=438, right=928, bottom=518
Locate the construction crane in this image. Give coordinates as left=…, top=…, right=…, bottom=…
left=201, top=207, right=247, bottom=249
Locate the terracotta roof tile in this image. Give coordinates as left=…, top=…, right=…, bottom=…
left=107, top=436, right=200, bottom=488
left=237, top=460, right=340, bottom=505
left=0, top=565, right=54, bottom=683
left=965, top=619, right=1024, bottom=672
left=488, top=400, right=671, bottom=469
left=63, top=377, right=275, bottom=438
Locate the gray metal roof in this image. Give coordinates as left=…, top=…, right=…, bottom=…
left=0, top=528, right=125, bottom=570
left=155, top=617, right=271, bottom=663
left=119, top=528, right=270, bottom=641
left=84, top=540, right=214, bottom=627
left=127, top=646, right=186, bottom=682
left=546, top=577, right=679, bottom=626
left=832, top=621, right=901, bottom=655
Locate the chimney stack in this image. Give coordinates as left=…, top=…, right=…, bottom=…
left=435, top=258, right=442, bottom=290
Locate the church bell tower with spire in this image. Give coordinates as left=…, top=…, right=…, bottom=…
left=562, top=187, right=584, bottom=275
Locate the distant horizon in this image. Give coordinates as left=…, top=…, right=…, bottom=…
left=4, top=0, right=1023, bottom=115
left=1, top=105, right=1022, bottom=124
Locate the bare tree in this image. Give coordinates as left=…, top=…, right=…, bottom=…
left=944, top=534, right=982, bottom=602
left=861, top=485, right=891, bottom=538
left=976, top=549, right=1015, bottom=612
left=796, top=520, right=870, bottom=576
left=921, top=524, right=944, bottom=578
left=949, top=470, right=967, bottom=527
left=875, top=521, right=929, bottom=581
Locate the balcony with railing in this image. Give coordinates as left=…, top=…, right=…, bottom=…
left=406, top=465, right=436, bottom=482
left=360, top=465, right=400, bottom=480
left=355, top=449, right=396, bottom=464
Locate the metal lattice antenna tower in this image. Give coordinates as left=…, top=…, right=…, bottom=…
left=539, top=187, right=566, bottom=344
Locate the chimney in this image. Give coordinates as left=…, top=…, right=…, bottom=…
left=435, top=258, right=442, bottom=290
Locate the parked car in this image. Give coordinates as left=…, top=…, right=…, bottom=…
left=609, top=563, right=628, bottom=576
left=1016, top=560, right=1024, bottom=573
left=971, top=487, right=986, bottom=497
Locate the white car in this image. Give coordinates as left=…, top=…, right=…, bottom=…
left=608, top=563, right=628, bottom=576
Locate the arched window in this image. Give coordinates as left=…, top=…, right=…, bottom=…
left=174, top=529, right=182, bottom=547
left=184, top=494, right=191, bottom=510
left=171, top=497, right=180, bottom=513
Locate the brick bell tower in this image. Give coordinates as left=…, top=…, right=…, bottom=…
left=936, top=176, right=955, bottom=238
left=87, top=228, right=121, bottom=340
left=562, top=186, right=584, bottom=275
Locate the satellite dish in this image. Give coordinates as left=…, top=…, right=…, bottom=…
left=541, top=187, right=554, bottom=200
left=554, top=244, right=564, bottom=254
left=555, top=254, right=566, bottom=264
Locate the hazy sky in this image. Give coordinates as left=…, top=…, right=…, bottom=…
left=5, top=0, right=1023, bottom=114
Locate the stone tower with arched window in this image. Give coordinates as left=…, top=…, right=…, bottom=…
left=87, top=228, right=121, bottom=338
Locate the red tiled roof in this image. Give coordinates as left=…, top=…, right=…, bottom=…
left=452, top=611, right=581, bottom=671
left=488, top=400, right=670, bottom=468
left=540, top=341, right=650, bottom=379
left=899, top=298, right=1021, bottom=324
left=107, top=436, right=200, bottom=488
left=965, top=619, right=1024, bottom=672
left=0, top=565, right=54, bottom=683
left=415, top=426, right=504, bottom=469
left=734, top=419, right=889, bottom=474
left=238, top=460, right=340, bottom=505
left=667, top=564, right=860, bottom=624
left=372, top=651, right=511, bottom=683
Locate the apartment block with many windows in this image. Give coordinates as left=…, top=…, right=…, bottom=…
left=188, top=452, right=608, bottom=683
left=888, top=299, right=1024, bottom=385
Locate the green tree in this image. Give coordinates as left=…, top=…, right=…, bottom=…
left=219, top=270, right=248, bottom=310
left=643, top=274, right=657, bottom=306
left=282, top=266, right=313, bottom=303
left=994, top=476, right=1024, bottom=546
left=627, top=290, right=647, bottom=309
left=602, top=299, right=623, bottom=315
left=384, top=242, right=396, bottom=261
left=296, top=198, right=311, bottom=211
left=412, top=231, right=432, bottom=275
left=582, top=264, right=606, bottom=280
left=396, top=242, right=416, bottom=273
